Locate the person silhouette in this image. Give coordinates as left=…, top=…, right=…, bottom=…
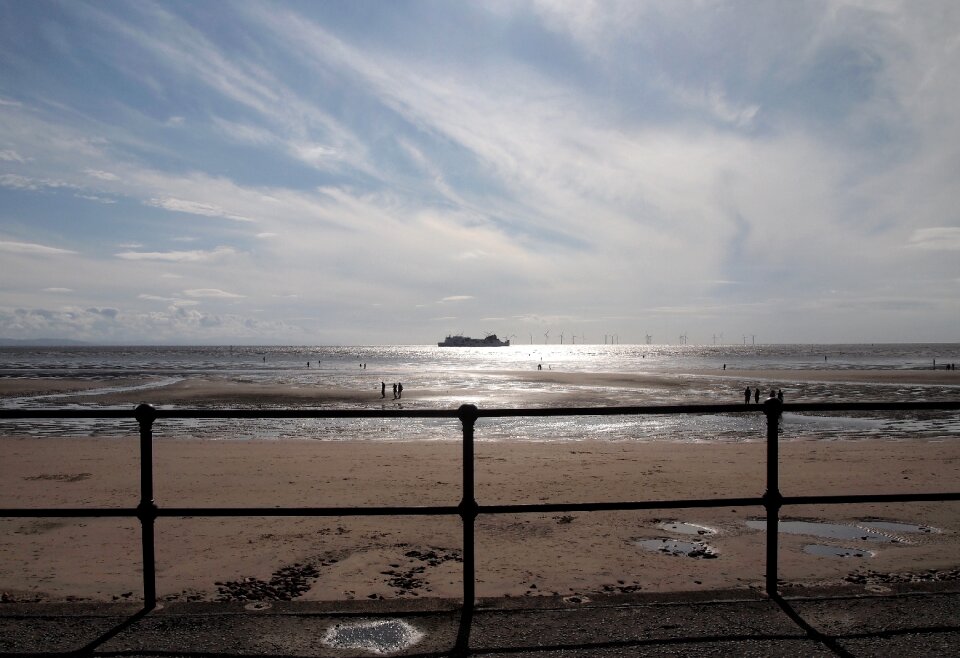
left=754, top=388, right=760, bottom=403
left=392, top=383, right=397, bottom=399
left=397, top=382, right=403, bottom=399
left=381, top=381, right=386, bottom=399
left=744, top=386, right=751, bottom=404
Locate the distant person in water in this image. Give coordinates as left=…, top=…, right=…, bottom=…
left=754, top=388, right=760, bottom=403
left=397, top=382, right=403, bottom=399
left=744, top=387, right=751, bottom=404
left=381, top=381, right=386, bottom=399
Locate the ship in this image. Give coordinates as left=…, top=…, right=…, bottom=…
left=438, top=334, right=510, bottom=347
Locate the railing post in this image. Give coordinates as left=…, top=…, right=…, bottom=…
left=456, top=404, right=479, bottom=655
left=134, top=403, right=158, bottom=609
left=762, top=394, right=783, bottom=597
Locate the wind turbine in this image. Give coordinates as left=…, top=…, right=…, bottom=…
left=560, top=331, right=564, bottom=345
left=544, top=329, right=550, bottom=344
left=529, top=333, right=533, bottom=345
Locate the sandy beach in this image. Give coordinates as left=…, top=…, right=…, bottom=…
left=1, top=368, right=958, bottom=604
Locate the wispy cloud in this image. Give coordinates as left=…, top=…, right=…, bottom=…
left=0, top=240, right=77, bottom=255
left=114, top=246, right=238, bottom=262
left=0, top=174, right=76, bottom=191
left=84, top=169, right=118, bottom=181
left=183, top=288, right=245, bottom=299
left=145, top=197, right=252, bottom=222
left=77, top=194, right=116, bottom=204
left=907, top=227, right=960, bottom=251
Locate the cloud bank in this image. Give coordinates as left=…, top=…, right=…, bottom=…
left=0, top=1, right=957, bottom=344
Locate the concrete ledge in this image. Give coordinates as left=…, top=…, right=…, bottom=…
left=2, top=585, right=959, bottom=657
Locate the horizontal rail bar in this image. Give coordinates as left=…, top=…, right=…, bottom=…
left=782, top=492, right=960, bottom=505
left=8, top=492, right=956, bottom=520
left=0, top=408, right=461, bottom=420
left=476, top=401, right=960, bottom=417
left=159, top=506, right=463, bottom=517
left=481, top=497, right=764, bottom=514
left=777, top=401, right=960, bottom=413
left=0, top=508, right=139, bottom=518
left=2, top=400, right=957, bottom=420
left=0, top=506, right=460, bottom=518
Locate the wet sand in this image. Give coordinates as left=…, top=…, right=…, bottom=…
left=1, top=366, right=955, bottom=408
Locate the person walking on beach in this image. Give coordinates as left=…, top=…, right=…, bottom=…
left=392, top=383, right=397, bottom=399
left=754, top=388, right=760, bottom=404
left=397, top=382, right=403, bottom=399
left=381, top=381, right=386, bottom=399
left=744, top=386, right=751, bottom=404
left=777, top=389, right=783, bottom=401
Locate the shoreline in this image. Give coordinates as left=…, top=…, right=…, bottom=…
left=1, top=366, right=956, bottom=407
left=2, top=436, right=957, bottom=603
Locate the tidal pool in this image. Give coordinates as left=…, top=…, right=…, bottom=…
left=745, top=520, right=897, bottom=543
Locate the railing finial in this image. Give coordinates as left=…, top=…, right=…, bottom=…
left=134, top=403, right=157, bottom=427
left=457, top=403, right=479, bottom=426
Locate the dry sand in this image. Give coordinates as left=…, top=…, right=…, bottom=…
left=1, top=368, right=957, bottom=604
left=1, top=436, right=957, bottom=603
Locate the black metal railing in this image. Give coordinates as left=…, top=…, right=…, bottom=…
left=2, top=398, right=959, bottom=651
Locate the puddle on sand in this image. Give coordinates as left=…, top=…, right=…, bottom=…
left=804, top=545, right=876, bottom=558
left=323, top=619, right=424, bottom=655
left=745, top=520, right=897, bottom=543
left=657, top=521, right=717, bottom=536
left=637, top=538, right=718, bottom=559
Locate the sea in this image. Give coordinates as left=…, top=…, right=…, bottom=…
left=1, top=343, right=958, bottom=443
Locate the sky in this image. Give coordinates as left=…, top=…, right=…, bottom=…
left=0, top=0, right=958, bottom=345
